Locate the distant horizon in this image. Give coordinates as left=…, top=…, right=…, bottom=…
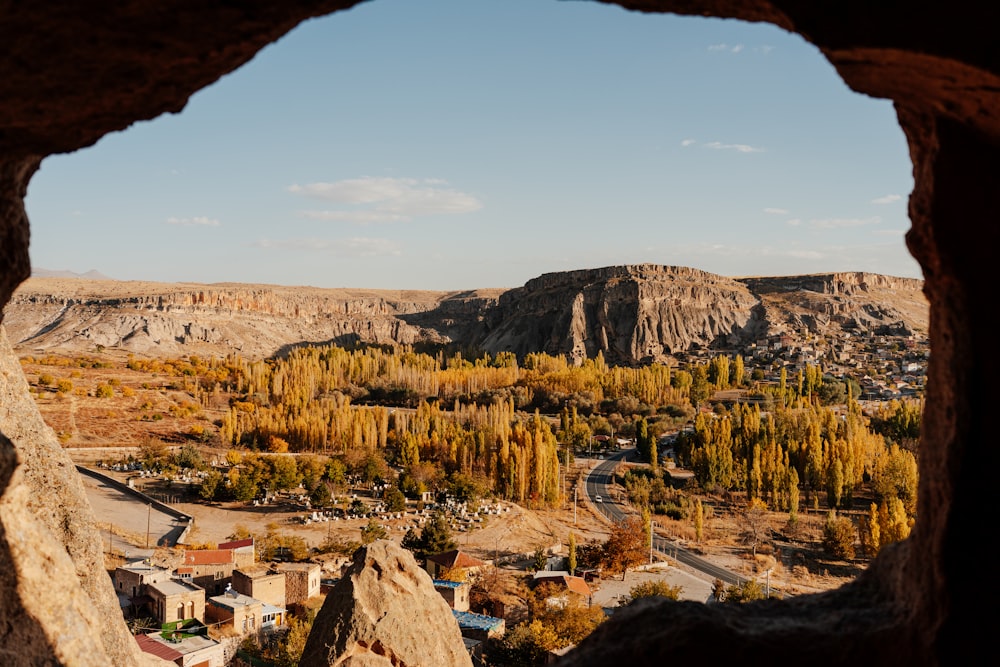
left=27, top=260, right=924, bottom=293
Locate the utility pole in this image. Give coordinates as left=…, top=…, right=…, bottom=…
left=145, top=503, right=151, bottom=549
left=573, top=485, right=578, bottom=525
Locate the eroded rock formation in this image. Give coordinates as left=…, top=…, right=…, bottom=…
left=299, top=541, right=472, bottom=667
left=4, top=267, right=927, bottom=364
left=0, top=1, right=996, bottom=666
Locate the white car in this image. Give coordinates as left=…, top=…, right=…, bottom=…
left=594, top=495, right=603, bottom=503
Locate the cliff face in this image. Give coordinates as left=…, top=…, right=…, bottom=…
left=2, top=266, right=928, bottom=364
left=477, top=265, right=765, bottom=365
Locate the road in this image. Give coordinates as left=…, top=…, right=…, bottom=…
left=585, top=448, right=746, bottom=586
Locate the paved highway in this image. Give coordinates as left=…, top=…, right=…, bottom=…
left=584, top=448, right=746, bottom=586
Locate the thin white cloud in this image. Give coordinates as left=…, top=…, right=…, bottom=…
left=287, top=176, right=482, bottom=223
left=708, top=43, right=751, bottom=53
left=809, top=216, right=882, bottom=229
left=705, top=141, right=765, bottom=153
left=299, top=210, right=409, bottom=224
left=787, top=219, right=802, bottom=226
left=166, top=216, right=220, bottom=227
left=680, top=139, right=697, bottom=147
left=763, top=207, right=789, bottom=215
left=754, top=45, right=774, bottom=54
left=871, top=194, right=902, bottom=205
left=252, top=237, right=402, bottom=257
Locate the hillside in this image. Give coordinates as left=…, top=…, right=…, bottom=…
left=1, top=265, right=927, bottom=364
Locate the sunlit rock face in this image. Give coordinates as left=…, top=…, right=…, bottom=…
left=300, top=541, right=473, bottom=667
left=0, top=1, right=998, bottom=665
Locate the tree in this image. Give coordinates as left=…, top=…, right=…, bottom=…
left=720, top=578, right=766, bottom=603
left=822, top=511, right=856, bottom=560
left=403, top=511, right=456, bottom=563
left=309, top=481, right=332, bottom=508
left=620, top=580, right=682, bottom=605
left=198, top=470, right=223, bottom=501
left=526, top=583, right=605, bottom=647
left=693, top=498, right=704, bottom=542
left=360, top=518, right=388, bottom=544
left=532, top=546, right=548, bottom=571
left=602, top=516, right=646, bottom=580
left=384, top=486, right=407, bottom=512
left=487, top=620, right=560, bottom=666
left=740, top=498, right=771, bottom=558
left=567, top=532, right=577, bottom=575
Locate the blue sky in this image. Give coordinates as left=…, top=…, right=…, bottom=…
left=25, top=0, right=919, bottom=291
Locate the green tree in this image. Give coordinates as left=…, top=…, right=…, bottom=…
left=360, top=518, right=388, bottom=544
left=309, top=481, right=332, bottom=508
left=270, top=455, right=302, bottom=491
left=620, top=580, right=683, bottom=605
left=720, top=578, right=766, bottom=603
left=404, top=511, right=456, bottom=563
left=384, top=486, right=407, bottom=512
left=532, top=546, right=548, bottom=571
left=198, top=470, right=223, bottom=501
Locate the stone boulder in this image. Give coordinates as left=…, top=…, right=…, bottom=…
left=300, top=541, right=472, bottom=667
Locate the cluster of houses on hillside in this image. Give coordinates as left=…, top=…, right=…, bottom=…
left=114, top=538, right=321, bottom=666
left=115, top=541, right=526, bottom=666
left=676, top=328, right=930, bottom=401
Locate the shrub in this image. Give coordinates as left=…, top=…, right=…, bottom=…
left=822, top=511, right=857, bottom=560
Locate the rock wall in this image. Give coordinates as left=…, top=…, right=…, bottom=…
left=0, top=1, right=995, bottom=666
left=479, top=265, right=764, bottom=364
left=4, top=266, right=927, bottom=363
left=0, top=328, right=170, bottom=666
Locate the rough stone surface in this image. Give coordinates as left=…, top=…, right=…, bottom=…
left=0, top=1, right=997, bottom=665
left=299, top=541, right=472, bottom=667
left=0, top=328, right=171, bottom=666
left=4, top=268, right=926, bottom=365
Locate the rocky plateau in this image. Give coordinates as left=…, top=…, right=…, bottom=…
left=1, top=265, right=927, bottom=365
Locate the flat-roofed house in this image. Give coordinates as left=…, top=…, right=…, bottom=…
left=135, top=625, right=226, bottom=667
left=433, top=579, right=471, bottom=612
left=232, top=565, right=285, bottom=608
left=113, top=561, right=171, bottom=600
left=206, top=588, right=267, bottom=635
left=275, top=562, right=321, bottom=606
left=147, top=579, right=206, bottom=625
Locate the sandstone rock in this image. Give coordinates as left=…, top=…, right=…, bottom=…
left=3, top=267, right=927, bottom=365
left=300, top=541, right=472, bottom=667
left=0, top=327, right=171, bottom=666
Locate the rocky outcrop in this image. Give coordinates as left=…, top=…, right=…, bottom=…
left=477, top=265, right=765, bottom=364
left=3, top=268, right=927, bottom=364
left=0, top=328, right=170, bottom=666
left=300, top=541, right=472, bottom=667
